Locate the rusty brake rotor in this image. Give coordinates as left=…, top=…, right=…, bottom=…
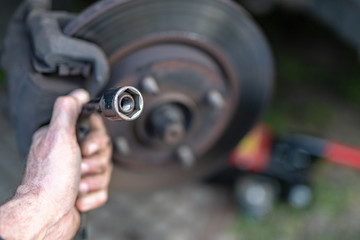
left=64, top=0, right=274, bottom=192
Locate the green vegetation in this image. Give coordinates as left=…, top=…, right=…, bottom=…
left=274, top=50, right=360, bottom=105
left=258, top=9, right=360, bottom=134
left=264, top=102, right=333, bottom=136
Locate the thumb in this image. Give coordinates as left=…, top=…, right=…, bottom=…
left=49, top=89, right=90, bottom=132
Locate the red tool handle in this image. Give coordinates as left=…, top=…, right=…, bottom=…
left=325, top=142, right=360, bottom=170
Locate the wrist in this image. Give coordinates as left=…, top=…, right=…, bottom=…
left=16, top=183, right=60, bottom=224
left=0, top=185, right=55, bottom=240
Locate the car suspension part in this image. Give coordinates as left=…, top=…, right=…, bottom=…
left=3, top=0, right=274, bottom=191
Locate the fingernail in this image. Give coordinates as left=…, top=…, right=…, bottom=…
left=81, top=163, right=89, bottom=174
left=87, top=143, right=98, bottom=155
left=80, top=182, right=89, bottom=193
left=69, top=89, right=89, bottom=103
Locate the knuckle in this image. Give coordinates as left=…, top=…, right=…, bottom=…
left=100, top=154, right=111, bottom=165
left=99, top=175, right=109, bottom=189
left=106, top=166, right=112, bottom=180
left=77, top=198, right=89, bottom=210
left=96, top=132, right=110, bottom=146
left=107, top=162, right=114, bottom=174
left=105, top=145, right=113, bottom=158
left=32, top=129, right=44, bottom=142
left=92, top=113, right=103, bottom=123
left=101, top=190, right=108, bottom=203
left=55, top=96, right=77, bottom=111
left=102, top=177, right=110, bottom=190
left=89, top=176, right=105, bottom=190
left=97, top=164, right=106, bottom=174
left=104, top=134, right=111, bottom=146
left=76, top=200, right=86, bottom=212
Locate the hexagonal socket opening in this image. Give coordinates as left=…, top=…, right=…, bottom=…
left=116, top=87, right=144, bottom=121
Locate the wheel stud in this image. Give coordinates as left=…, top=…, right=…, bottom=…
left=115, top=137, right=131, bottom=156
left=207, top=90, right=225, bottom=109
left=177, top=146, right=195, bottom=168
left=142, top=76, right=160, bottom=95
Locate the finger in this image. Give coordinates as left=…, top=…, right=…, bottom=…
left=31, top=126, right=49, bottom=146
left=88, top=113, right=107, bottom=132
left=76, top=190, right=108, bottom=212
left=44, top=208, right=80, bottom=240
left=81, top=154, right=112, bottom=175
left=81, top=129, right=112, bottom=157
left=79, top=168, right=112, bottom=194
left=49, top=89, right=90, bottom=132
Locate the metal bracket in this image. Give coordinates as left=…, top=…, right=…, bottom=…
left=26, top=8, right=109, bottom=97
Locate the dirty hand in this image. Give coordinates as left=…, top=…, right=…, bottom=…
left=0, top=89, right=103, bottom=240
left=76, top=113, right=113, bottom=212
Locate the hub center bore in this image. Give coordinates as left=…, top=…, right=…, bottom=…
left=147, top=103, right=188, bottom=145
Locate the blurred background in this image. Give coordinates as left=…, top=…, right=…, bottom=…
left=0, top=0, right=360, bottom=239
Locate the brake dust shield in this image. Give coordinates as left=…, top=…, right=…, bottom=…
left=64, top=0, right=274, bottom=191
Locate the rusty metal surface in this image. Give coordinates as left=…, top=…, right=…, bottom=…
left=2, top=0, right=274, bottom=191
left=63, top=0, right=274, bottom=191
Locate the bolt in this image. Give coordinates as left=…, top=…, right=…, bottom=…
left=142, top=76, right=160, bottom=95
left=177, top=146, right=195, bottom=168
left=207, top=90, right=225, bottom=109
left=115, top=137, right=131, bottom=156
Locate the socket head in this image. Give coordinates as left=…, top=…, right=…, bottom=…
left=101, top=86, right=144, bottom=121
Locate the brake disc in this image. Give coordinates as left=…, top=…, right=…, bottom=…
left=64, top=0, right=274, bottom=191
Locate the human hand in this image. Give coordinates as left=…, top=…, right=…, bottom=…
left=43, top=207, right=80, bottom=240
left=23, top=89, right=90, bottom=215
left=76, top=114, right=113, bottom=212
left=0, top=89, right=89, bottom=240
